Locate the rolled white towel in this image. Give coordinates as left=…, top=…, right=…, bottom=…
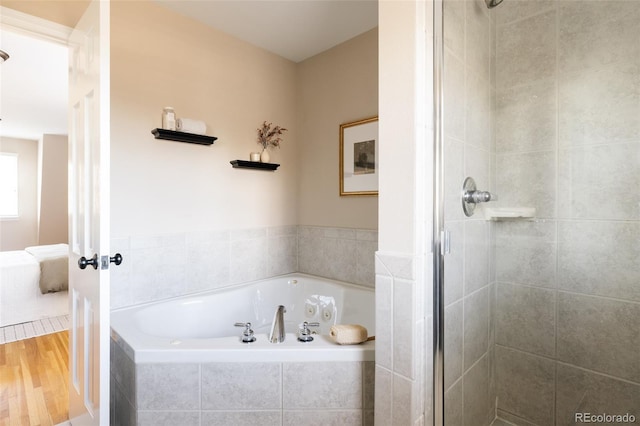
left=176, top=118, right=207, bottom=135
left=329, top=324, right=372, bottom=345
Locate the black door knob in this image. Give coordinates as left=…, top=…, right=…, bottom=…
left=110, top=253, right=123, bottom=265
left=78, top=254, right=99, bottom=270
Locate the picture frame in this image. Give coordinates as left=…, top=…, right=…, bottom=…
left=339, top=116, right=379, bottom=196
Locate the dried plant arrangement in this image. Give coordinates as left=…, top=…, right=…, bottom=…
left=257, top=121, right=287, bottom=150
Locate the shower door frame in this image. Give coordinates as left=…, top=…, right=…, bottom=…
left=432, top=0, right=446, bottom=424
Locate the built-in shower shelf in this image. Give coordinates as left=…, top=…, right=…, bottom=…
left=484, top=207, right=536, bottom=221
left=230, top=160, right=280, bottom=171
left=152, top=128, right=217, bottom=145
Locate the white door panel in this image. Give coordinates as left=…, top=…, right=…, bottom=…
left=68, top=0, right=110, bottom=424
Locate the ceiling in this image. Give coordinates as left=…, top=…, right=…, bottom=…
left=0, top=29, right=68, bottom=141
left=0, top=1, right=377, bottom=141
left=156, top=0, right=378, bottom=63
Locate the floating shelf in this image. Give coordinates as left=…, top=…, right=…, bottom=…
left=152, top=128, right=217, bottom=146
left=484, top=207, right=536, bottom=221
left=230, top=160, right=280, bottom=171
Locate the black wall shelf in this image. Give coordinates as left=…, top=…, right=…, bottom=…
left=230, top=160, right=280, bottom=171
left=152, top=128, right=217, bottom=146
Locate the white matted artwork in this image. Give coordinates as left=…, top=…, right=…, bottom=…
left=339, top=116, right=379, bottom=196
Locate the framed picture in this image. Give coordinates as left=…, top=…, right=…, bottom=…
left=339, top=116, right=379, bottom=196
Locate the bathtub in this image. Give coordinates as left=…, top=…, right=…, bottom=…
left=110, top=273, right=375, bottom=363
left=110, top=274, right=375, bottom=425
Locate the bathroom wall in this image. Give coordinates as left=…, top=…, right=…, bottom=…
left=298, top=225, right=377, bottom=288
left=38, top=134, right=68, bottom=245
left=296, top=28, right=378, bottom=230
left=442, top=0, right=497, bottom=424
left=493, top=1, right=640, bottom=424
left=110, top=0, right=298, bottom=239
left=0, top=0, right=88, bottom=28
left=376, top=0, right=432, bottom=424
left=0, top=137, right=38, bottom=251
left=107, top=1, right=379, bottom=308
left=108, top=0, right=298, bottom=306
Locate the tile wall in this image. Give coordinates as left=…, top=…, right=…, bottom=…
left=110, top=225, right=377, bottom=310
left=442, top=0, right=497, bottom=424
left=374, top=253, right=426, bottom=425
left=297, top=226, right=378, bottom=288
left=110, top=338, right=375, bottom=425
left=109, top=225, right=377, bottom=425
left=493, top=1, right=640, bottom=424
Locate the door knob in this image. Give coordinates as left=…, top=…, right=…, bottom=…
left=78, top=254, right=99, bottom=270
left=78, top=253, right=123, bottom=270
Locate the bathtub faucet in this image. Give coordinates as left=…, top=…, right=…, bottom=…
left=269, top=305, right=287, bottom=343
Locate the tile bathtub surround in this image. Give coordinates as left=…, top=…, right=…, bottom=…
left=202, top=363, right=281, bottom=409
left=109, top=339, right=375, bottom=426
left=110, top=225, right=377, bottom=309
left=298, top=226, right=378, bottom=288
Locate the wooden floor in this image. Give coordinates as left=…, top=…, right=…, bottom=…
left=0, top=331, right=69, bottom=426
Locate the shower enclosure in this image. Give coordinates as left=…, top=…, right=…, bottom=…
left=435, top=0, right=640, bottom=424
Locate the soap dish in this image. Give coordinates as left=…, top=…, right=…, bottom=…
left=484, top=207, right=536, bottom=221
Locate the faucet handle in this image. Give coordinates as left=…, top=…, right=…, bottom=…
left=297, top=321, right=320, bottom=343
left=234, top=322, right=256, bottom=343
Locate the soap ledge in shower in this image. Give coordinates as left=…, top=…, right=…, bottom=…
left=484, top=207, right=536, bottom=221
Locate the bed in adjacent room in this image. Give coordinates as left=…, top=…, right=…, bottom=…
left=0, top=243, right=69, bottom=327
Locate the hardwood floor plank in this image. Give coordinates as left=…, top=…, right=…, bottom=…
left=0, top=332, right=69, bottom=426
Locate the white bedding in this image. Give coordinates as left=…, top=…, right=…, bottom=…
left=0, top=248, right=68, bottom=327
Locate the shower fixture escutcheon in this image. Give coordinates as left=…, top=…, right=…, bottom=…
left=462, top=177, right=497, bottom=217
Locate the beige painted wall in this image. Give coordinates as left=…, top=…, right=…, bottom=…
left=110, top=1, right=299, bottom=237
left=0, top=137, right=38, bottom=250
left=296, top=28, right=378, bottom=230
left=3, top=0, right=379, bottom=238
left=378, top=1, right=421, bottom=254
left=0, top=0, right=88, bottom=28
left=38, top=134, right=68, bottom=245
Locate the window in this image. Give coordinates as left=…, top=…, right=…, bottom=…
left=0, top=153, right=19, bottom=217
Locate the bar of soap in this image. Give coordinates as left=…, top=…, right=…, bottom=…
left=329, top=324, right=368, bottom=345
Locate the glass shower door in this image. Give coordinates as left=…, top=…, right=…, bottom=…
left=439, top=0, right=640, bottom=425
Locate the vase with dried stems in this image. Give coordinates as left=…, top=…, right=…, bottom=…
left=257, top=121, right=287, bottom=163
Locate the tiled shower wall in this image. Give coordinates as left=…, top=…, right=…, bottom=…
left=443, top=0, right=497, bottom=424
left=493, top=1, right=640, bottom=425
left=110, top=225, right=377, bottom=310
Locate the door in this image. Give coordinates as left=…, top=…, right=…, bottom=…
left=68, top=0, right=110, bottom=424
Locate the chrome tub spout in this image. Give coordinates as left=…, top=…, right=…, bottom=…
left=269, top=305, right=287, bottom=343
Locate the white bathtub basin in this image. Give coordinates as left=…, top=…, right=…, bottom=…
left=110, top=273, right=375, bottom=363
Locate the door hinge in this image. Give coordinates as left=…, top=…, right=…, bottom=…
left=440, top=229, right=450, bottom=255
